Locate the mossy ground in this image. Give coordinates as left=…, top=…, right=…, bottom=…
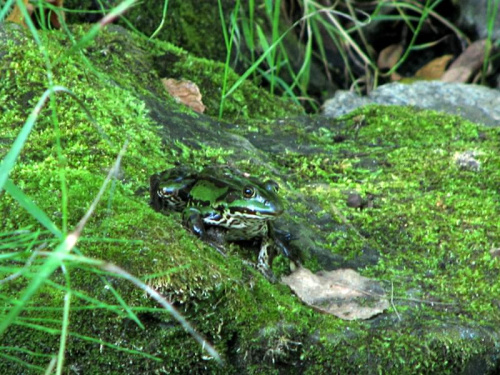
left=0, top=22, right=499, bottom=374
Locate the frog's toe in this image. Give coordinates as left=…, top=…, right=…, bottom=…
left=257, top=262, right=277, bottom=283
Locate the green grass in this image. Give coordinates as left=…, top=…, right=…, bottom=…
left=482, top=0, right=500, bottom=84
left=0, top=1, right=220, bottom=372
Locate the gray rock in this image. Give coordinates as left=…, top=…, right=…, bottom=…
left=323, top=81, right=500, bottom=127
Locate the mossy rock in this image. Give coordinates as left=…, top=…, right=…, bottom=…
left=1, top=22, right=500, bottom=374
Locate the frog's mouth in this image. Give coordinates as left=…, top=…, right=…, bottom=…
left=228, top=206, right=283, bottom=219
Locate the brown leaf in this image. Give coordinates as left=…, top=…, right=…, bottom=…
left=377, top=44, right=403, bottom=70
left=441, top=40, right=486, bottom=83
left=7, top=0, right=65, bottom=29
left=282, top=267, right=389, bottom=320
left=6, top=0, right=29, bottom=25
left=162, top=78, right=206, bottom=114
left=490, top=247, right=500, bottom=258
left=415, top=55, right=453, bottom=80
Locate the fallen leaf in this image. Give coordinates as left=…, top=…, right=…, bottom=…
left=6, top=0, right=29, bottom=25
left=7, top=0, right=65, bottom=28
left=282, top=267, right=389, bottom=320
left=377, top=44, right=403, bottom=70
left=161, top=78, right=206, bottom=113
left=415, top=55, right=453, bottom=80
left=441, top=40, right=486, bottom=83
left=490, top=247, right=500, bottom=258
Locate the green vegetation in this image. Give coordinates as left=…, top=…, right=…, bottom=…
left=0, top=1, right=499, bottom=374
left=62, top=0, right=481, bottom=113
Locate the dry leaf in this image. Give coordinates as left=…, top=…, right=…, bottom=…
left=377, top=44, right=403, bottom=70
left=282, top=267, right=389, bottom=320
left=162, top=78, right=206, bottom=113
left=390, top=72, right=402, bottom=82
left=6, top=0, right=29, bottom=25
left=490, top=247, right=500, bottom=258
left=7, top=0, right=64, bottom=29
left=441, top=40, right=486, bottom=83
left=415, top=55, right=453, bottom=80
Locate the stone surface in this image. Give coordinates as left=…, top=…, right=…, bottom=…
left=323, top=81, right=500, bottom=127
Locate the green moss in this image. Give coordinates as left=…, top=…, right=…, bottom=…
left=1, top=22, right=499, bottom=374
left=151, top=45, right=303, bottom=121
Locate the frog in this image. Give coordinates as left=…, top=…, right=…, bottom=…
left=150, top=165, right=286, bottom=281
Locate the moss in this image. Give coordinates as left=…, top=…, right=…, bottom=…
left=65, top=0, right=233, bottom=63
left=151, top=45, right=303, bottom=121
left=1, top=22, right=500, bottom=374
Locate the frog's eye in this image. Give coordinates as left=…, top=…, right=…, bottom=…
left=243, top=186, right=255, bottom=198
left=159, top=187, right=173, bottom=197
left=265, top=180, right=279, bottom=193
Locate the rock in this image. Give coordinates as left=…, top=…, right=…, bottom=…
left=323, top=81, right=500, bottom=127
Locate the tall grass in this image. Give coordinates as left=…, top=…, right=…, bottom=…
left=224, top=0, right=477, bottom=108
left=0, top=0, right=219, bottom=372
left=482, top=0, right=500, bottom=84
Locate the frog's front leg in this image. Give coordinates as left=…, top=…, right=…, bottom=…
left=257, top=236, right=277, bottom=283
left=182, top=207, right=206, bottom=238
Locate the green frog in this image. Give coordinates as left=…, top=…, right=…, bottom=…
left=150, top=166, right=286, bottom=281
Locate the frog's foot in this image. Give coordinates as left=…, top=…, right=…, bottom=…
left=241, top=259, right=277, bottom=283
left=204, top=227, right=228, bottom=257
left=205, top=240, right=227, bottom=257
left=182, top=207, right=206, bottom=238
left=257, top=261, right=277, bottom=283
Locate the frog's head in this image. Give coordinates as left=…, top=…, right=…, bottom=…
left=222, top=177, right=284, bottom=220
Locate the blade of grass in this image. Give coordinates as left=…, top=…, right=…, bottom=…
left=15, top=321, right=161, bottom=361
left=0, top=142, right=127, bottom=337
left=4, top=180, right=62, bottom=238
left=269, top=0, right=282, bottom=94
left=0, top=232, right=74, bottom=336
left=0, top=346, right=53, bottom=359
left=0, top=353, right=46, bottom=372
left=218, top=0, right=240, bottom=119
left=482, top=0, right=500, bottom=83
left=0, top=0, right=16, bottom=21
left=149, top=0, right=169, bottom=40
left=56, top=269, right=71, bottom=375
